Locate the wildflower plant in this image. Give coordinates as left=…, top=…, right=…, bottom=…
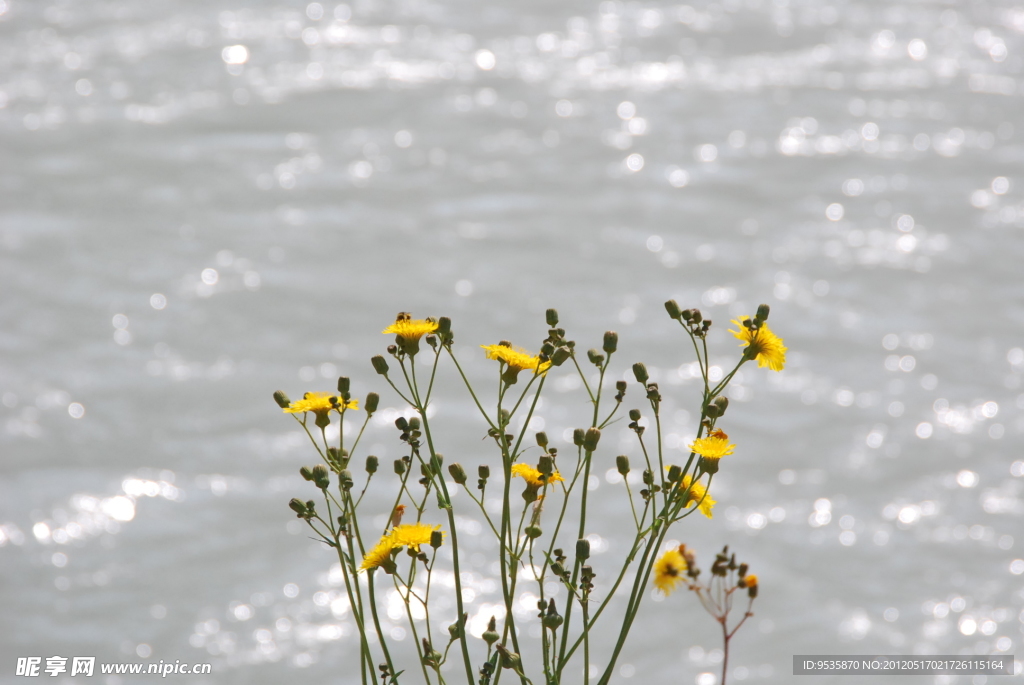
left=273, top=302, right=784, bottom=684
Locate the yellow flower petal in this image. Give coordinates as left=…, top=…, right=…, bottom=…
left=729, top=317, right=786, bottom=371
left=510, top=463, right=564, bottom=488
left=481, top=344, right=552, bottom=375
left=382, top=314, right=438, bottom=341
left=283, top=391, right=359, bottom=414
left=680, top=475, right=715, bottom=519
left=653, top=548, right=687, bottom=595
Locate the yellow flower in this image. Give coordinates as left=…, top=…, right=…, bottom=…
left=359, top=534, right=396, bottom=571
left=653, top=548, right=687, bottom=595
left=511, top=463, right=564, bottom=488
left=689, top=430, right=735, bottom=461
left=390, top=522, right=443, bottom=551
left=730, top=317, right=786, bottom=371
left=679, top=474, right=715, bottom=518
left=481, top=344, right=552, bottom=375
left=741, top=574, right=758, bottom=588
left=382, top=313, right=438, bottom=341
left=283, top=391, right=359, bottom=415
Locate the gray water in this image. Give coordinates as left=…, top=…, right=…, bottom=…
left=2, top=0, right=1023, bottom=683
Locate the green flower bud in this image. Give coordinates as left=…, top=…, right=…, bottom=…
left=364, top=392, right=379, bottom=414
left=603, top=330, right=618, bottom=354
left=408, top=417, right=421, bottom=430
left=525, top=525, right=543, bottom=539
left=643, top=469, right=654, bottom=485
left=288, top=498, right=307, bottom=516
left=273, top=390, right=291, bottom=408
left=542, top=599, right=563, bottom=630
left=482, top=616, right=499, bottom=646
left=337, top=376, right=350, bottom=396
left=550, top=347, right=571, bottom=366
left=616, top=455, right=630, bottom=476
left=587, top=348, right=604, bottom=366
left=583, top=427, right=601, bottom=452
left=572, top=428, right=585, bottom=447
left=371, top=355, right=389, bottom=375
left=576, top=538, right=591, bottom=561
left=312, top=464, right=330, bottom=488
left=546, top=308, right=559, bottom=326
left=305, top=499, right=316, bottom=512
left=535, top=431, right=549, bottom=448
left=448, top=463, right=468, bottom=485
left=430, top=529, right=444, bottom=549
left=498, top=647, right=521, bottom=671
left=478, top=465, right=490, bottom=480
left=300, top=466, right=315, bottom=481
left=365, top=455, right=379, bottom=474
left=394, top=459, right=406, bottom=475
left=664, top=299, right=682, bottom=320
left=541, top=342, right=555, bottom=357
left=632, top=362, right=649, bottom=384
left=756, top=303, right=770, bottom=323
left=690, top=309, right=703, bottom=324
left=667, top=464, right=682, bottom=483
left=681, top=308, right=693, bottom=322
left=537, top=455, right=554, bottom=475
left=615, top=380, right=627, bottom=394
left=338, top=470, right=354, bottom=491
left=628, top=408, right=642, bottom=421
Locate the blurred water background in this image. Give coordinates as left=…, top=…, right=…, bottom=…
left=2, top=0, right=1024, bottom=682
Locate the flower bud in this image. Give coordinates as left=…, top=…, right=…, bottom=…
left=643, top=469, right=654, bottom=485
left=371, top=355, right=389, bottom=375
left=628, top=408, right=641, bottom=421
left=615, top=380, right=627, bottom=394
left=572, top=428, right=585, bottom=446
left=365, top=455, right=379, bottom=474
left=664, top=299, right=682, bottom=320
left=478, top=465, right=490, bottom=480
left=713, top=396, right=729, bottom=415
left=587, top=348, right=604, bottom=366
left=483, top=617, right=499, bottom=646
left=680, top=308, right=693, bottom=322
left=394, top=459, right=406, bottom=475
left=546, top=308, right=559, bottom=326
left=535, top=431, right=549, bottom=448
left=537, top=455, right=554, bottom=475
left=550, top=347, right=571, bottom=366
left=430, top=529, right=444, bottom=549
left=689, top=309, right=702, bottom=323
left=525, top=525, right=543, bottom=539
left=576, top=538, right=591, bottom=561
left=408, top=417, right=421, bottom=430
left=667, top=464, right=682, bottom=483
left=337, top=376, right=350, bottom=396
left=583, top=427, right=601, bottom=452
left=312, top=464, right=331, bottom=488
left=338, top=470, right=354, bottom=490
left=616, top=455, right=630, bottom=476
left=437, top=316, right=452, bottom=334
left=541, top=342, right=555, bottom=357
left=395, top=416, right=408, bottom=431
left=364, top=392, right=380, bottom=414
left=603, top=331, right=618, bottom=354
left=738, top=563, right=748, bottom=578
left=305, top=499, right=316, bottom=513
left=288, top=498, right=307, bottom=516
left=448, top=463, right=468, bottom=485
left=755, top=303, right=770, bottom=323
left=632, top=362, right=649, bottom=384
left=300, top=466, right=315, bottom=481
left=273, top=390, right=291, bottom=408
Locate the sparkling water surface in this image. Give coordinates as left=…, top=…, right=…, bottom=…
left=2, top=0, right=1023, bottom=683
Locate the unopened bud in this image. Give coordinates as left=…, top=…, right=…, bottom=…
left=364, top=392, right=380, bottom=414
left=603, top=331, right=618, bottom=354
left=478, top=465, right=490, bottom=480
left=273, top=390, right=291, bottom=408
left=535, top=431, right=549, bottom=448
left=365, top=455, right=379, bottom=474
left=628, top=408, right=641, bottom=421
left=576, top=538, right=591, bottom=561
left=371, top=355, right=389, bottom=375
left=551, top=347, right=571, bottom=366
left=755, top=303, right=770, bottom=323
left=615, top=380, right=627, bottom=394
left=689, top=309, right=703, bottom=323
left=587, top=348, right=604, bottom=366
left=713, top=396, right=729, bottom=415
left=537, top=455, right=555, bottom=475
left=288, top=498, right=307, bottom=516
left=338, top=470, right=354, bottom=490
left=394, top=459, right=406, bottom=475
left=525, top=525, right=543, bottom=539
left=430, top=530, right=444, bottom=549
left=738, top=563, right=748, bottom=578
left=583, top=427, right=601, bottom=452
left=664, top=299, right=682, bottom=320
left=482, top=617, right=499, bottom=646
left=667, top=464, right=682, bottom=483
left=448, top=463, right=468, bottom=485
left=546, top=308, right=559, bottom=326
left=437, top=317, right=452, bottom=335
left=337, top=376, right=350, bottom=395
left=616, top=455, right=630, bottom=476
left=300, top=466, right=315, bottom=481
left=572, top=428, right=585, bottom=447
left=632, top=362, right=649, bottom=384
left=312, top=464, right=330, bottom=488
